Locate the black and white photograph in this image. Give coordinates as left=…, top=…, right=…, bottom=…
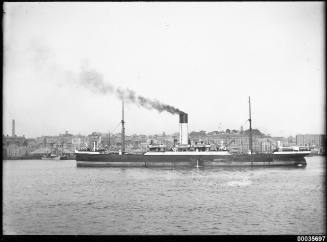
left=2, top=2, right=325, bottom=236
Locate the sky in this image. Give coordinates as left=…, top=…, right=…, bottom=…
left=3, top=2, right=325, bottom=138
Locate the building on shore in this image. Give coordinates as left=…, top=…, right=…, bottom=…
left=2, top=119, right=29, bottom=158
left=296, top=134, right=326, bottom=154
left=4, top=119, right=326, bottom=158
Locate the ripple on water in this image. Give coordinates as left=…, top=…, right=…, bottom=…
left=226, top=179, right=252, bottom=187
left=2, top=157, right=326, bottom=234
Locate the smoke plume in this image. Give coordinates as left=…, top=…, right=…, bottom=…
left=79, top=68, right=184, bottom=115
left=24, top=40, right=185, bottom=115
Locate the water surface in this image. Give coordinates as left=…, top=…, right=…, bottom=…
left=3, top=156, right=325, bottom=234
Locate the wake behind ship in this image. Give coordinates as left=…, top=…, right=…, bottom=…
left=75, top=98, right=310, bottom=167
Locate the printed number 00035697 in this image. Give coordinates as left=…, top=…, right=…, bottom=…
left=297, top=236, right=325, bottom=241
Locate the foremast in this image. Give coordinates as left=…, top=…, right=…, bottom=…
left=248, top=96, right=253, bottom=154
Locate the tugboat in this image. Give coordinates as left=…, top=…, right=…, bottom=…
left=41, top=144, right=64, bottom=160
left=41, top=153, right=61, bottom=160
left=75, top=97, right=310, bottom=167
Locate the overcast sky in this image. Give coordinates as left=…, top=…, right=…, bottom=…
left=3, top=2, right=324, bottom=138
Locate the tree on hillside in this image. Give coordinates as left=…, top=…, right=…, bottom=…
left=244, top=129, right=265, bottom=136
left=189, top=130, right=207, bottom=137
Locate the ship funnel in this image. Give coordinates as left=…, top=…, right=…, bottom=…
left=277, top=140, right=281, bottom=148
left=179, top=112, right=188, bottom=145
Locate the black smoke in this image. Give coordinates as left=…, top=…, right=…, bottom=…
left=79, top=68, right=184, bottom=115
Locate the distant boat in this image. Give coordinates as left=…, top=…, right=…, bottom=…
left=59, top=155, right=69, bottom=160
left=41, top=153, right=61, bottom=160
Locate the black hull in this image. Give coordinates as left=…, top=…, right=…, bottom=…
left=75, top=153, right=307, bottom=167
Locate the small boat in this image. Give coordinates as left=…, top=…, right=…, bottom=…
left=59, top=155, right=68, bottom=160
left=41, top=153, right=61, bottom=160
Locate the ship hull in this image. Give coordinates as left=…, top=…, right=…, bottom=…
left=75, top=153, right=307, bottom=167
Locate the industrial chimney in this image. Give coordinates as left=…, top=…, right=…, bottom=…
left=179, top=113, right=188, bottom=145
left=12, top=119, right=15, bottom=137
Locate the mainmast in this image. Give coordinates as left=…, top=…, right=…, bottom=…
left=121, top=100, right=125, bottom=154
left=248, top=96, right=253, bottom=154
left=108, top=131, right=111, bottom=147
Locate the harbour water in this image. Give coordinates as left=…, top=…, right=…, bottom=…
left=3, top=156, right=325, bottom=235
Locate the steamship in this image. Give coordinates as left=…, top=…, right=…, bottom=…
left=75, top=98, right=310, bottom=167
